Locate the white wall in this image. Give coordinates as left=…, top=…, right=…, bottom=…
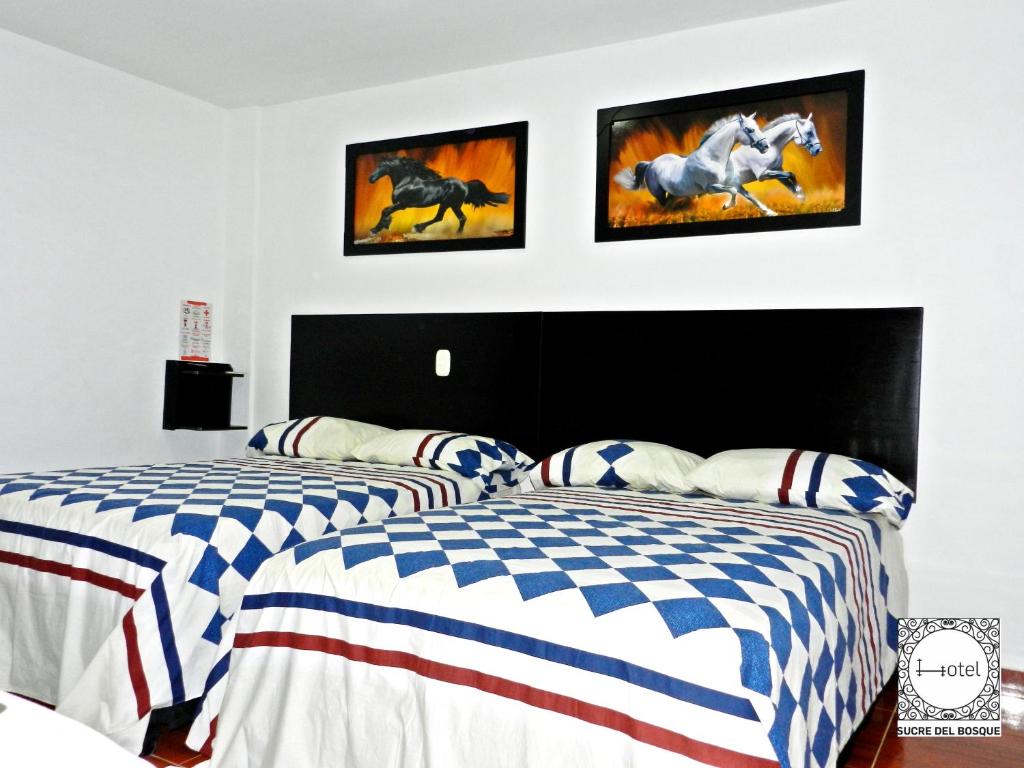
left=242, top=0, right=1024, bottom=666
left=0, top=29, right=233, bottom=472
left=219, top=108, right=263, bottom=456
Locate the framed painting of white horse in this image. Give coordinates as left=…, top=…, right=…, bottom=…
left=595, top=71, right=864, bottom=241
left=344, top=121, right=528, bottom=256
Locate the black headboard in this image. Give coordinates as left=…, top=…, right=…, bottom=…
left=538, top=308, right=922, bottom=489
left=290, top=313, right=542, bottom=455
left=291, top=308, right=922, bottom=488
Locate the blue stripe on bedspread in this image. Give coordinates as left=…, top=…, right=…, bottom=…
left=241, top=591, right=759, bottom=721
left=0, top=519, right=166, bottom=570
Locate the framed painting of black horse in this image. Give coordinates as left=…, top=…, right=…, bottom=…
left=595, top=70, right=864, bottom=242
left=344, top=121, right=528, bottom=256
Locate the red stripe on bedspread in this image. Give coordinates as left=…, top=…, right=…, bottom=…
left=235, top=631, right=779, bottom=768
left=0, top=550, right=155, bottom=720
left=0, top=550, right=144, bottom=599
left=778, top=449, right=803, bottom=505
left=122, top=611, right=151, bottom=719
left=392, top=479, right=423, bottom=513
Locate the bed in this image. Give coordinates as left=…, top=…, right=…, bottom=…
left=0, top=452, right=529, bottom=749
left=0, top=312, right=542, bottom=752
left=186, top=308, right=923, bottom=768
left=192, top=481, right=908, bottom=768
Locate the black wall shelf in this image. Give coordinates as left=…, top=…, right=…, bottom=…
left=163, top=360, right=246, bottom=431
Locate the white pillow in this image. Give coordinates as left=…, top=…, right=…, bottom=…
left=529, top=440, right=703, bottom=493
left=247, top=416, right=392, bottom=461
left=687, top=448, right=914, bottom=526
left=352, top=429, right=532, bottom=479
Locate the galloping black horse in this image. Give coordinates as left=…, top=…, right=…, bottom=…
left=367, top=155, right=509, bottom=236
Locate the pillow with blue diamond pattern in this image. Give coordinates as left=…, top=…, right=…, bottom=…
left=352, top=429, right=533, bottom=481
left=687, top=448, right=914, bottom=526
left=247, top=416, right=392, bottom=461
left=529, top=440, right=703, bottom=494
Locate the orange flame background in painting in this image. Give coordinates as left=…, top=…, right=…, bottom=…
left=352, top=137, right=517, bottom=241
left=607, top=91, right=848, bottom=227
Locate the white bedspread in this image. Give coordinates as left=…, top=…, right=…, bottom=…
left=191, top=487, right=907, bottom=768
left=0, top=456, right=496, bottom=751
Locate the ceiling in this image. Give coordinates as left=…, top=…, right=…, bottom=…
left=0, top=0, right=834, bottom=108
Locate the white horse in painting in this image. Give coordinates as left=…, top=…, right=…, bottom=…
left=724, top=113, right=822, bottom=215
left=614, top=113, right=769, bottom=211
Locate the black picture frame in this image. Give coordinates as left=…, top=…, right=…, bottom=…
left=344, top=121, right=528, bottom=256
left=595, top=70, right=864, bottom=242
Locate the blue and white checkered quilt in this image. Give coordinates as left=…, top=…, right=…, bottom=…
left=0, top=456, right=498, bottom=751
left=192, top=486, right=905, bottom=768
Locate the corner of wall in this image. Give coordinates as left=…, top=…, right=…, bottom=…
left=219, top=107, right=263, bottom=457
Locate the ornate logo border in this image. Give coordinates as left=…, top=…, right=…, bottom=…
left=897, top=618, right=1000, bottom=721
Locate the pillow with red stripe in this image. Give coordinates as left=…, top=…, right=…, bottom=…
left=529, top=440, right=703, bottom=493
left=351, top=429, right=533, bottom=480
left=247, top=416, right=392, bottom=461
left=687, top=448, right=914, bottom=526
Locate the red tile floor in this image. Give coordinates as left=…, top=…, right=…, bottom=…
left=838, top=669, right=1024, bottom=768
left=144, top=723, right=204, bottom=767
left=23, top=669, right=1024, bottom=766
